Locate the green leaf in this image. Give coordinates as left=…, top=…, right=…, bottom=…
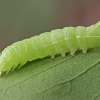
left=0, top=48, right=100, bottom=100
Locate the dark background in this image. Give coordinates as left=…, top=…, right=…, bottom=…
left=0, top=0, right=100, bottom=51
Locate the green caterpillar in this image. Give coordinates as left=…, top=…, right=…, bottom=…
left=0, top=21, right=100, bottom=75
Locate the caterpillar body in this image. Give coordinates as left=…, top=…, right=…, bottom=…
left=0, top=21, right=100, bottom=75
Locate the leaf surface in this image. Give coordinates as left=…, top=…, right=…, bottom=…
left=0, top=48, right=100, bottom=100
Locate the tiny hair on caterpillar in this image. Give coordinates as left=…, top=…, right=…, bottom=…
left=0, top=21, right=100, bottom=75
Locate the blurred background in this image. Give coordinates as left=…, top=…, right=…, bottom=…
left=0, top=0, right=100, bottom=51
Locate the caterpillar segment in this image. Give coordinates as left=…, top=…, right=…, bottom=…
left=0, top=21, right=100, bottom=75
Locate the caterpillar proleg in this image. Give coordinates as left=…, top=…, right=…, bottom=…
left=0, top=21, right=100, bottom=75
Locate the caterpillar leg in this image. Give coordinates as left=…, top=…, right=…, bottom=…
left=82, top=49, right=87, bottom=53
left=6, top=70, right=11, bottom=74
left=70, top=51, right=75, bottom=56
left=17, top=64, right=24, bottom=69
left=0, top=71, right=2, bottom=76
left=61, top=53, right=66, bottom=57
left=10, top=64, right=20, bottom=70
left=51, top=55, right=55, bottom=59
left=11, top=67, right=16, bottom=71
left=17, top=65, right=22, bottom=69
left=6, top=67, right=13, bottom=74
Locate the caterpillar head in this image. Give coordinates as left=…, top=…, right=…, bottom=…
left=0, top=51, right=12, bottom=75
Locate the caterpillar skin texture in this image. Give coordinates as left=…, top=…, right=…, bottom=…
left=0, top=21, right=100, bottom=75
